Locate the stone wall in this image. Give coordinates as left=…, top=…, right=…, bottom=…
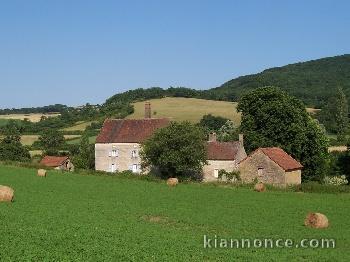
left=239, top=150, right=286, bottom=185
left=203, top=160, right=237, bottom=182
left=95, top=143, right=142, bottom=173
left=236, top=145, right=247, bottom=163
left=285, top=170, right=302, bottom=185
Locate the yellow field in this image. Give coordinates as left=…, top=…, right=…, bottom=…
left=127, top=97, right=241, bottom=124
left=0, top=113, right=60, bottom=122
left=62, top=121, right=93, bottom=131
left=20, top=135, right=81, bottom=146
left=306, top=108, right=321, bottom=114
left=328, top=146, right=348, bottom=152
left=29, top=150, right=43, bottom=157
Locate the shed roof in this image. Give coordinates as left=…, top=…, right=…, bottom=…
left=241, top=147, right=303, bottom=171
left=40, top=156, right=69, bottom=167
left=206, top=141, right=241, bottom=160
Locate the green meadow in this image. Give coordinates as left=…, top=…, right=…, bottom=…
left=0, top=165, right=349, bottom=261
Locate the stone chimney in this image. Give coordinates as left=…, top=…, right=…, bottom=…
left=208, top=132, right=217, bottom=142
left=239, top=134, right=244, bottom=145
left=145, top=101, right=151, bottom=119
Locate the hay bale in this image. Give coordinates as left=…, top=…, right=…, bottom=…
left=37, top=169, right=47, bottom=177
left=167, top=178, right=178, bottom=187
left=254, top=182, right=265, bottom=192
left=304, top=213, right=329, bottom=229
left=0, top=185, right=14, bottom=202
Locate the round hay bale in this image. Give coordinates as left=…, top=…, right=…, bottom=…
left=0, top=185, right=14, bottom=202
left=254, top=182, right=265, bottom=192
left=304, top=213, right=329, bottom=229
left=37, top=169, right=47, bottom=177
left=167, top=178, right=179, bottom=187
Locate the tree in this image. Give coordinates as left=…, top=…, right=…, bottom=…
left=335, top=87, right=348, bottom=142
left=73, top=133, right=95, bottom=169
left=317, top=87, right=349, bottom=141
left=217, top=120, right=238, bottom=142
left=199, top=114, right=229, bottom=133
left=141, top=122, right=207, bottom=179
left=39, top=129, right=65, bottom=155
left=0, top=127, right=30, bottom=162
left=237, top=86, right=329, bottom=182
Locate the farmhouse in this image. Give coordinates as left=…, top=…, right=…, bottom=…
left=40, top=156, right=74, bottom=171
left=203, top=132, right=247, bottom=182
left=95, top=102, right=170, bottom=173
left=239, top=147, right=303, bottom=186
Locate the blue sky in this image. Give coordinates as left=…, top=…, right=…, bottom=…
left=0, top=0, right=349, bottom=108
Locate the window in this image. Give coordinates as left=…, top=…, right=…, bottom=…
left=258, top=168, right=264, bottom=177
left=131, top=150, right=138, bottom=158
left=132, top=164, right=138, bottom=173
left=111, top=164, right=116, bottom=172
left=111, top=149, right=118, bottom=157
left=214, top=169, right=219, bottom=178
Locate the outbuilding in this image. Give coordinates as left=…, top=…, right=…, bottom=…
left=40, top=156, right=74, bottom=171
left=239, top=147, right=303, bottom=186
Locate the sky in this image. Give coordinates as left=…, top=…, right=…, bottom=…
left=0, top=0, right=349, bottom=108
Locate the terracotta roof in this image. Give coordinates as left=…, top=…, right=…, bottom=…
left=206, top=141, right=241, bottom=160
left=40, top=156, right=69, bottom=167
left=257, top=147, right=303, bottom=171
left=96, top=118, right=170, bottom=143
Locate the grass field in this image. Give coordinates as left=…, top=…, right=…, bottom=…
left=66, top=135, right=97, bottom=145
left=0, top=165, right=349, bottom=261
left=127, top=97, right=241, bottom=124
left=62, top=121, right=94, bottom=132
left=20, top=135, right=81, bottom=146
left=0, top=113, right=60, bottom=123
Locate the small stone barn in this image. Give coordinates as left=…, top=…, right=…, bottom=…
left=202, top=133, right=247, bottom=182
left=40, top=156, right=74, bottom=171
left=239, top=147, right=303, bottom=186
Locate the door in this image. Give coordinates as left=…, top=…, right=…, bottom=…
left=214, top=169, right=219, bottom=178
left=111, top=163, right=116, bottom=172
left=132, top=164, right=138, bottom=173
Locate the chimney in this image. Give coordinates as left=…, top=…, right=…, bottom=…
left=208, top=132, right=217, bottom=142
left=239, top=134, right=244, bottom=145
left=145, top=101, right=151, bottom=119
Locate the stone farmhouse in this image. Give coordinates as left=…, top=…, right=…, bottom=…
left=203, top=132, right=246, bottom=182
left=95, top=102, right=302, bottom=186
left=239, top=147, right=303, bottom=186
left=95, top=117, right=169, bottom=173
left=40, top=156, right=74, bottom=171
left=95, top=101, right=169, bottom=173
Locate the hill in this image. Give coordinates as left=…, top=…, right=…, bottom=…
left=126, top=97, right=240, bottom=124
left=208, top=54, right=350, bottom=107
left=0, top=165, right=349, bottom=260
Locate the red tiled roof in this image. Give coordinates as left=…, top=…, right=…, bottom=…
left=260, top=147, right=303, bottom=171
left=40, top=156, right=69, bottom=167
left=206, top=141, right=241, bottom=160
left=96, top=118, right=170, bottom=143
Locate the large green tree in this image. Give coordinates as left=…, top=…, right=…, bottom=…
left=217, top=120, right=238, bottom=142
left=73, top=133, right=95, bottom=170
left=237, top=86, right=329, bottom=181
left=335, top=87, right=349, bottom=142
left=141, top=122, right=207, bottom=179
left=0, top=127, right=30, bottom=162
left=199, top=114, right=229, bottom=133
left=39, top=129, right=65, bottom=155
left=318, top=87, right=349, bottom=141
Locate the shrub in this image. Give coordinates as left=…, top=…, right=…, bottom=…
left=218, top=170, right=240, bottom=182
left=141, top=121, right=207, bottom=179
left=295, top=181, right=350, bottom=194
left=324, top=175, right=348, bottom=186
